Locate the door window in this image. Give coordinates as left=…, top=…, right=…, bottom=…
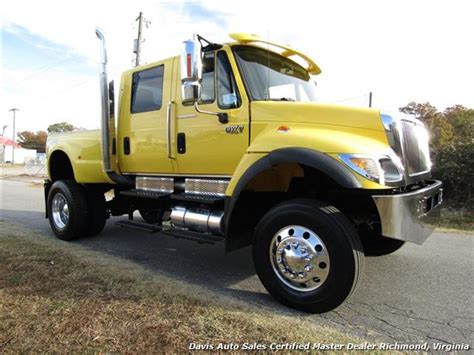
left=196, top=51, right=240, bottom=109
left=131, top=65, right=164, bottom=113
left=216, top=51, right=240, bottom=109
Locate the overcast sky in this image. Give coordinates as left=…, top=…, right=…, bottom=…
left=1, top=0, right=473, bottom=138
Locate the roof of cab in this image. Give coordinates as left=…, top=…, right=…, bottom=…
left=228, top=33, right=321, bottom=75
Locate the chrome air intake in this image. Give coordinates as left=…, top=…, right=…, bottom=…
left=171, top=206, right=224, bottom=235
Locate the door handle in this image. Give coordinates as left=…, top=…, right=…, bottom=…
left=166, top=101, right=175, bottom=159
left=123, top=137, right=130, bottom=155
left=177, top=132, right=186, bottom=154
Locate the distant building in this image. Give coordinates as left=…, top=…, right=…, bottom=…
left=0, top=135, right=37, bottom=164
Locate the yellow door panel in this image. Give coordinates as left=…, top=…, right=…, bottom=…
left=173, top=48, right=249, bottom=175
left=118, top=57, right=177, bottom=174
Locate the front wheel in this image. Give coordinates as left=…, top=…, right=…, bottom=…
left=253, top=199, right=364, bottom=313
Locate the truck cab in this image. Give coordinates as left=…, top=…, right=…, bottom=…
left=44, top=31, right=443, bottom=313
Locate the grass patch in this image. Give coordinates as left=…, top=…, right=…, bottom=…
left=0, top=221, right=360, bottom=352
left=438, top=207, right=473, bottom=231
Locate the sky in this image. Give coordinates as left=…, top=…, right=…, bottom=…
left=1, top=0, right=473, bottom=139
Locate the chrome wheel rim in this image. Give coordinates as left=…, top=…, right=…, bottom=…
left=51, top=192, right=69, bottom=230
left=269, top=225, right=330, bottom=292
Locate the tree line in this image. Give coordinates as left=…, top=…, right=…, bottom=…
left=16, top=122, right=76, bottom=153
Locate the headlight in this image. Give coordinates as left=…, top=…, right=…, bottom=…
left=339, top=152, right=404, bottom=186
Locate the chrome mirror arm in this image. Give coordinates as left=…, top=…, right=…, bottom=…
left=193, top=102, right=228, bottom=124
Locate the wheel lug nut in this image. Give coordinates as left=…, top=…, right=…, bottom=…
left=301, top=247, right=307, bottom=253
left=277, top=248, right=284, bottom=254
left=304, top=265, right=313, bottom=272
left=298, top=272, right=306, bottom=278
left=289, top=273, right=296, bottom=279
left=277, top=257, right=282, bottom=263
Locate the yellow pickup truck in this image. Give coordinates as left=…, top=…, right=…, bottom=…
left=44, top=30, right=443, bottom=313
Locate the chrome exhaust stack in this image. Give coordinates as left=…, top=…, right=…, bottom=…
left=95, top=28, right=112, bottom=172
left=95, top=28, right=133, bottom=186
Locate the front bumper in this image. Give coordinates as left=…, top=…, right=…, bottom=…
left=372, top=180, right=443, bottom=245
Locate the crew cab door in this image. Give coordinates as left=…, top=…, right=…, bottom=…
left=118, top=58, right=177, bottom=174
left=173, top=49, right=249, bottom=176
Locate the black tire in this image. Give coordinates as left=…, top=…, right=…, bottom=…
left=47, top=180, right=89, bottom=240
left=139, top=209, right=162, bottom=224
left=253, top=198, right=364, bottom=313
left=361, top=234, right=405, bottom=256
left=84, top=187, right=107, bottom=236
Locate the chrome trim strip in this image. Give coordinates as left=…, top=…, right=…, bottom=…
left=166, top=101, right=174, bottom=159
left=185, top=178, right=229, bottom=196
left=372, top=180, right=443, bottom=245
left=136, top=176, right=174, bottom=193
left=178, top=114, right=197, bottom=119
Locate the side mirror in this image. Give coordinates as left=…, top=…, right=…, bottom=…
left=181, top=35, right=202, bottom=104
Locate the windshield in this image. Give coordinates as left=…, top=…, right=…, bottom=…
left=233, top=45, right=317, bottom=102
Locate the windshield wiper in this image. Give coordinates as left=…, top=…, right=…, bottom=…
left=268, top=97, right=296, bottom=102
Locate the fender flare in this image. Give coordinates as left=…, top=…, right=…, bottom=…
left=224, top=147, right=361, bottom=250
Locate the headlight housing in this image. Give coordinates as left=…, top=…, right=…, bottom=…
left=339, top=152, right=404, bottom=186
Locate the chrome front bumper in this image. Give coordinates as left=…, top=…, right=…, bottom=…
left=372, top=180, right=443, bottom=245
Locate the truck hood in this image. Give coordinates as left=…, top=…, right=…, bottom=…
left=251, top=101, right=384, bottom=132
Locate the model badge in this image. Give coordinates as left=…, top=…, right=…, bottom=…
left=225, top=125, right=244, bottom=134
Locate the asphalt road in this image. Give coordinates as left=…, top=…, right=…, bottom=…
left=1, top=179, right=473, bottom=347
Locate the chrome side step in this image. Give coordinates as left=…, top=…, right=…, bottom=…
left=170, top=193, right=224, bottom=204
left=116, top=220, right=162, bottom=233
left=115, top=219, right=224, bottom=244
left=120, top=189, right=171, bottom=200
left=161, top=228, right=224, bottom=244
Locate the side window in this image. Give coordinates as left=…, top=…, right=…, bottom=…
left=131, top=65, right=164, bottom=113
left=216, top=51, right=240, bottom=109
left=200, top=52, right=215, bottom=104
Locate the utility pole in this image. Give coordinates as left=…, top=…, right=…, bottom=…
left=9, top=108, right=19, bottom=165
left=368, top=91, right=373, bottom=108
left=134, top=12, right=144, bottom=67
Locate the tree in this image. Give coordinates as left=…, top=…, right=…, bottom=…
left=16, top=131, right=48, bottom=153
left=47, top=122, right=76, bottom=133
left=399, top=102, right=473, bottom=209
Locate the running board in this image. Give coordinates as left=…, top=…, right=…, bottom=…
left=120, top=189, right=171, bottom=200
left=161, top=228, right=224, bottom=244
left=116, top=219, right=162, bottom=233
left=170, top=193, right=224, bottom=204
left=115, top=220, right=224, bottom=244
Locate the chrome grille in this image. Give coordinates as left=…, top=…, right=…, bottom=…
left=401, top=119, right=430, bottom=176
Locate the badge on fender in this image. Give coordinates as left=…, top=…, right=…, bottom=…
left=225, top=125, right=244, bottom=134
